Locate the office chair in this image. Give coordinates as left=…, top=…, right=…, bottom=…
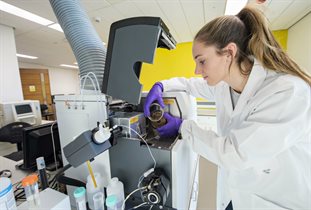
left=40, top=104, right=54, bottom=120
left=0, top=122, right=31, bottom=161
left=40, top=104, right=49, bottom=115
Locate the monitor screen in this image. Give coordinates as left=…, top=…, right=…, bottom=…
left=21, top=122, right=62, bottom=170
left=15, top=104, right=33, bottom=115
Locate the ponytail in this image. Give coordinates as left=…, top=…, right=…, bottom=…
left=237, top=6, right=311, bottom=85
left=194, top=5, right=311, bottom=86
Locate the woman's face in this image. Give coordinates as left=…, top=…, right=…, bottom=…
left=192, top=41, right=230, bottom=86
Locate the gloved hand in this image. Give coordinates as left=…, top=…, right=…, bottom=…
left=144, top=82, right=165, bottom=117
left=157, top=113, right=183, bottom=138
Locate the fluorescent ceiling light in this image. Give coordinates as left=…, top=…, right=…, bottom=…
left=48, top=23, right=63, bottom=32
left=60, top=64, right=78, bottom=69
left=225, top=0, right=248, bottom=15
left=0, top=1, right=53, bottom=26
left=16, top=53, right=38, bottom=59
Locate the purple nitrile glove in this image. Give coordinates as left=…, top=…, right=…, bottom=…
left=157, top=113, right=183, bottom=138
left=144, top=82, right=165, bottom=117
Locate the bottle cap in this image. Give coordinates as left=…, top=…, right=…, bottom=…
left=73, top=187, right=86, bottom=198
left=111, top=177, right=118, bottom=186
left=105, top=195, right=117, bottom=207
left=22, top=174, right=38, bottom=187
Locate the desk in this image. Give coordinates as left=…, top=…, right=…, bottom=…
left=0, top=156, right=29, bottom=185
left=41, top=120, right=55, bottom=125
left=42, top=113, right=54, bottom=120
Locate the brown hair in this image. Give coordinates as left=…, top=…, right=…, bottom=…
left=194, top=5, right=311, bottom=86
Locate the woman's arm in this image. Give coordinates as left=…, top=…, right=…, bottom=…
left=161, top=77, right=217, bottom=101
left=180, top=85, right=311, bottom=170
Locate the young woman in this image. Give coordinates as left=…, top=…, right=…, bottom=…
left=144, top=6, right=311, bottom=210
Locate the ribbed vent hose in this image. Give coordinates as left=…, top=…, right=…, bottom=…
left=49, top=0, right=106, bottom=90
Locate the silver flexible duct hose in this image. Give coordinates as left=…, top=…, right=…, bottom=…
left=49, top=0, right=106, bottom=90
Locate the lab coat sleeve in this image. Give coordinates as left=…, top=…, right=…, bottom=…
left=161, top=77, right=216, bottom=101
left=180, top=84, right=311, bottom=170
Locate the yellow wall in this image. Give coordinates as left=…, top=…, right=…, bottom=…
left=140, top=42, right=197, bottom=91
left=272, top=30, right=288, bottom=51
left=140, top=30, right=288, bottom=91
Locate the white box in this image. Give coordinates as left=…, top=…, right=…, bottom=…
left=17, top=188, right=71, bottom=210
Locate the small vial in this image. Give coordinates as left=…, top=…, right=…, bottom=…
left=22, top=174, right=40, bottom=208
left=93, top=191, right=104, bottom=210
left=74, top=187, right=87, bottom=210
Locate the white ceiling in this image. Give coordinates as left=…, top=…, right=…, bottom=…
left=1, top=0, right=311, bottom=70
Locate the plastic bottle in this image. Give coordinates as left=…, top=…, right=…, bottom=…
left=0, top=177, right=17, bottom=210
left=105, top=195, right=118, bottom=210
left=22, top=174, right=40, bottom=208
left=73, top=187, right=87, bottom=210
left=86, top=173, right=105, bottom=210
left=106, top=177, right=125, bottom=210
left=93, top=191, right=104, bottom=210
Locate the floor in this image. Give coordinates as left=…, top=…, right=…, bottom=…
left=197, top=115, right=218, bottom=210
left=0, top=141, right=17, bottom=156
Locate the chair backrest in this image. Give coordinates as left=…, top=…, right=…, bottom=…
left=0, top=122, right=32, bottom=144
left=40, top=104, right=49, bottom=115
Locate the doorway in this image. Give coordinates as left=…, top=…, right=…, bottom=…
left=19, top=68, right=54, bottom=120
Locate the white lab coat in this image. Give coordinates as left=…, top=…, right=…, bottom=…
left=161, top=60, right=311, bottom=210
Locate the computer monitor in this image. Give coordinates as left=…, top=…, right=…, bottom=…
left=0, top=100, right=42, bottom=127
left=21, top=122, right=62, bottom=170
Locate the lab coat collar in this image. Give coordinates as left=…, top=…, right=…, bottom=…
left=230, top=59, right=268, bottom=118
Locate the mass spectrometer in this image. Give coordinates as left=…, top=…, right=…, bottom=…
left=54, top=16, right=198, bottom=210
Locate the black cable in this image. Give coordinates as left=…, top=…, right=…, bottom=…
left=54, top=164, right=71, bottom=181
left=54, top=164, right=86, bottom=188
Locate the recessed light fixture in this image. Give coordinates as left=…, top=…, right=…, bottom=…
left=225, top=0, right=248, bottom=15
left=16, top=53, right=38, bottom=59
left=60, top=64, right=79, bottom=69
left=48, top=23, right=63, bottom=32
left=0, top=1, right=53, bottom=26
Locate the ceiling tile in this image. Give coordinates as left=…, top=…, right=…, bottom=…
left=0, top=12, right=44, bottom=36
left=156, top=0, right=191, bottom=42
left=112, top=0, right=145, bottom=17
left=131, top=0, right=179, bottom=42
left=270, top=0, right=311, bottom=30
left=265, top=0, right=294, bottom=26
left=3, top=0, right=58, bottom=22
left=80, top=0, right=111, bottom=12
left=180, top=0, right=205, bottom=41
left=203, top=0, right=226, bottom=22
left=91, top=5, right=125, bottom=23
